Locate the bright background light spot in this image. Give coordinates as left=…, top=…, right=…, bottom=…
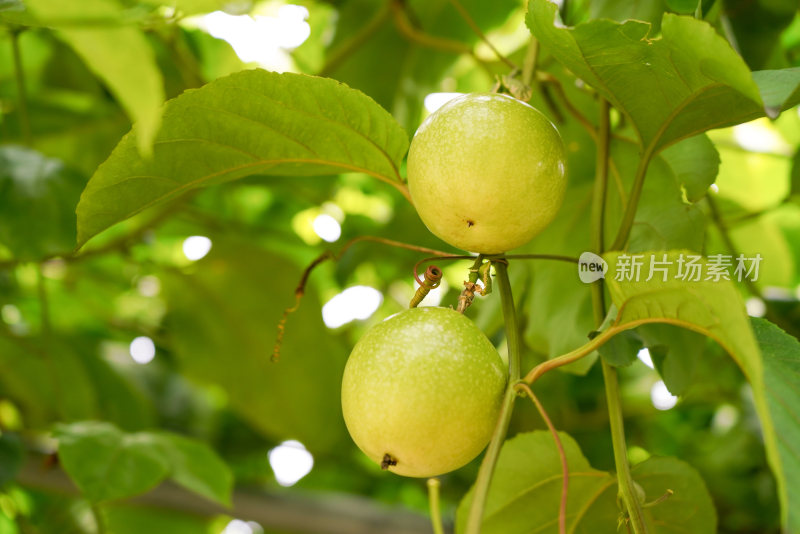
left=733, top=119, right=790, bottom=154
left=709, top=183, right=719, bottom=193
left=650, top=380, right=678, bottom=411
left=191, top=4, right=310, bottom=71
left=711, top=404, right=739, bottom=434
left=137, top=275, right=161, bottom=297
left=745, top=297, right=766, bottom=317
left=637, top=348, right=654, bottom=369
left=268, top=440, right=313, bottom=487
left=1, top=304, right=21, bottom=325
left=312, top=214, right=341, bottom=242
left=222, top=519, right=263, bottom=534
left=322, top=286, right=383, bottom=328
left=424, top=92, right=464, bottom=113
left=129, top=336, right=155, bottom=364
left=183, top=236, right=212, bottom=261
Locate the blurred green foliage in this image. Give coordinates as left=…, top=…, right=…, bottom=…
left=0, top=0, right=799, bottom=533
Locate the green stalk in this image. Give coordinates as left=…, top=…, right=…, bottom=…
left=593, top=100, right=647, bottom=534
left=601, top=362, right=647, bottom=533
left=427, top=478, right=445, bottom=534
left=610, top=144, right=655, bottom=251
left=464, top=261, right=520, bottom=534
left=495, top=261, right=520, bottom=382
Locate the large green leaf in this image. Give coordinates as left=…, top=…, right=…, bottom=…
left=24, top=0, right=164, bottom=155
left=602, top=251, right=786, bottom=528
left=455, top=431, right=615, bottom=533
left=0, top=146, right=84, bottom=260
left=580, top=456, right=717, bottom=533
left=455, top=432, right=717, bottom=533
left=76, top=69, right=409, bottom=246
left=163, top=239, right=349, bottom=452
left=751, top=318, right=800, bottom=533
left=526, top=0, right=800, bottom=154
left=56, top=422, right=233, bottom=506
left=56, top=421, right=170, bottom=503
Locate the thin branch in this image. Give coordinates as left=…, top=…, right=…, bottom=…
left=389, top=0, right=494, bottom=76
left=446, top=0, right=517, bottom=70
left=537, top=72, right=596, bottom=137
left=273, top=236, right=459, bottom=361
left=320, top=2, right=392, bottom=76
left=515, top=382, right=568, bottom=534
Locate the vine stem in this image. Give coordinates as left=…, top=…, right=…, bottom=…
left=447, top=0, right=517, bottom=70
left=10, top=28, right=32, bottom=145
left=515, top=382, right=568, bottom=534
left=464, top=260, right=520, bottom=534
left=610, top=143, right=655, bottom=251
left=593, top=99, right=647, bottom=533
left=319, top=1, right=391, bottom=76
left=426, top=478, right=445, bottom=534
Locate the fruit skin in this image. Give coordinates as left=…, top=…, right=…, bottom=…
left=407, top=93, right=567, bottom=254
left=341, top=307, right=506, bottom=477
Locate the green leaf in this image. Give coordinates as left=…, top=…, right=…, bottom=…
left=582, top=456, right=718, bottom=533
left=56, top=421, right=170, bottom=503
left=751, top=318, right=800, bottom=533
left=752, top=68, right=800, bottom=118
left=0, top=432, right=23, bottom=488
left=455, top=432, right=717, bottom=533
left=163, top=238, right=349, bottom=452
left=455, top=431, right=615, bottom=533
left=606, top=139, right=707, bottom=252
left=25, top=0, right=164, bottom=155
left=602, top=251, right=785, bottom=529
left=637, top=324, right=706, bottom=396
left=0, top=146, right=84, bottom=259
left=153, top=432, right=233, bottom=507
left=598, top=329, right=643, bottom=367
left=659, top=134, right=720, bottom=202
left=526, top=1, right=800, bottom=153
left=76, top=69, right=409, bottom=246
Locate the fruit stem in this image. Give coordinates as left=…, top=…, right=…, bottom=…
left=427, top=478, right=445, bottom=534
left=464, top=261, right=520, bottom=534
left=593, top=99, right=648, bottom=534
left=464, top=386, right=515, bottom=534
